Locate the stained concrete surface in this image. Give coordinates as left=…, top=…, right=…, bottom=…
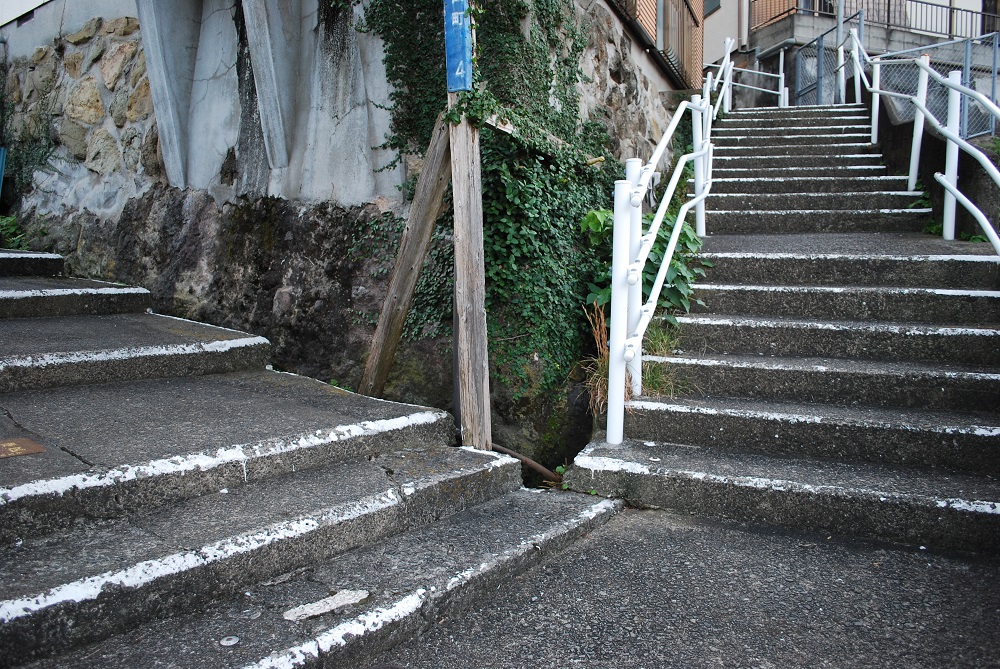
left=373, top=509, right=1000, bottom=669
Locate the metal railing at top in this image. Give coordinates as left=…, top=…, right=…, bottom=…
left=705, top=47, right=790, bottom=108
left=849, top=28, right=1000, bottom=253
left=752, top=0, right=1000, bottom=40
left=605, top=39, right=735, bottom=445
left=795, top=10, right=866, bottom=105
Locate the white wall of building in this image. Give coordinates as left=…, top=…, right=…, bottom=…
left=1, top=0, right=138, bottom=59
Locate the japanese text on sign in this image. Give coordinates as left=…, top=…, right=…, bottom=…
left=444, top=0, right=473, bottom=92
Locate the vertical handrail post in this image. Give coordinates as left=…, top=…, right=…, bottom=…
left=908, top=55, right=930, bottom=192
left=837, top=45, right=847, bottom=104
left=817, top=34, right=826, bottom=105
left=851, top=29, right=862, bottom=103
left=606, top=177, right=631, bottom=445
left=993, top=32, right=998, bottom=137
left=871, top=59, right=881, bottom=144
left=962, top=38, right=972, bottom=139
left=692, top=95, right=707, bottom=237
left=778, top=48, right=787, bottom=107
left=943, top=70, right=961, bottom=240
left=625, top=158, right=643, bottom=398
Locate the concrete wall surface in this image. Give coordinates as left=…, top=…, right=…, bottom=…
left=1, top=0, right=137, bottom=58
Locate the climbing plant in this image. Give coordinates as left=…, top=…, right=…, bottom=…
left=0, top=50, right=55, bottom=215
left=355, top=0, right=619, bottom=398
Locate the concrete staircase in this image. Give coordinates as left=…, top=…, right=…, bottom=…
left=568, top=104, right=1000, bottom=553
left=0, top=250, right=620, bottom=668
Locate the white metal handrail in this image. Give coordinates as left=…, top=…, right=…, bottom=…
left=606, top=40, right=735, bottom=444
left=850, top=29, right=1000, bottom=253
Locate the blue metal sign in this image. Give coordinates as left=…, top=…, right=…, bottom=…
left=444, top=0, right=473, bottom=92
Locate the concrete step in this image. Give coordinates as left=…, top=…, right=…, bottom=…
left=567, top=440, right=1000, bottom=553
left=0, top=312, right=270, bottom=393
left=712, top=153, right=884, bottom=169
left=713, top=142, right=880, bottom=157
left=675, top=314, right=1000, bottom=366
left=704, top=175, right=911, bottom=194
left=369, top=507, right=1000, bottom=669
left=692, top=283, right=1000, bottom=325
left=726, top=104, right=867, bottom=118
left=0, top=369, right=455, bottom=544
left=712, top=124, right=871, bottom=137
left=711, top=132, right=872, bottom=147
left=650, top=353, right=1000, bottom=413
left=704, top=191, right=924, bottom=211
left=705, top=208, right=932, bottom=234
left=0, top=445, right=527, bottom=666
left=618, top=396, right=1000, bottom=475
left=0, top=277, right=151, bottom=318
left=712, top=164, right=888, bottom=178
left=717, top=116, right=871, bottom=129
left=0, top=251, right=64, bottom=277
left=700, top=233, right=1000, bottom=289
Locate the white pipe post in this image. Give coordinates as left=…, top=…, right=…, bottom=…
left=625, top=158, right=643, bottom=398
left=908, top=55, right=930, bottom=192
left=871, top=60, right=881, bottom=144
left=606, top=178, right=631, bottom=445
left=851, top=32, right=863, bottom=103
left=943, top=70, right=962, bottom=241
left=837, top=46, right=847, bottom=105
left=779, top=49, right=787, bottom=107
left=692, top=95, right=707, bottom=237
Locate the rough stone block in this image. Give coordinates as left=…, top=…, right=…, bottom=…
left=32, top=46, right=53, bottom=65
left=58, top=119, right=90, bottom=160
left=65, top=77, right=105, bottom=124
left=129, top=51, right=147, bottom=88
left=103, top=17, right=140, bottom=37
left=64, top=52, right=85, bottom=79
left=141, top=122, right=162, bottom=177
left=101, top=41, right=137, bottom=91
left=126, top=78, right=152, bottom=122
left=121, top=127, right=142, bottom=171
left=81, top=39, right=107, bottom=75
left=109, top=87, right=128, bottom=127
left=85, top=128, right=122, bottom=174
left=66, top=17, right=104, bottom=45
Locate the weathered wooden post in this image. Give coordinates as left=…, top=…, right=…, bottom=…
left=445, top=0, right=492, bottom=450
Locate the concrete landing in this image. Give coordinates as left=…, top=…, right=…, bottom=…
left=371, top=509, right=1000, bottom=669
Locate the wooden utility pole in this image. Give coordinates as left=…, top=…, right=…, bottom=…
left=361, top=0, right=492, bottom=450
left=359, top=114, right=452, bottom=397
left=448, top=91, right=492, bottom=450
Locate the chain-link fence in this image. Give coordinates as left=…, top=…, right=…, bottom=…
left=862, top=34, right=999, bottom=138
left=795, top=13, right=864, bottom=105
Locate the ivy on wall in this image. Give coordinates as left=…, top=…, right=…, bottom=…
left=357, top=0, right=619, bottom=398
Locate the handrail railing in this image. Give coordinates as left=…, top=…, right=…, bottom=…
left=850, top=28, right=1000, bottom=253
left=751, top=0, right=1000, bottom=41
left=606, top=40, right=736, bottom=445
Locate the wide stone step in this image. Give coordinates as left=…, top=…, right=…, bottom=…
left=0, top=251, right=63, bottom=277
left=618, top=396, right=1000, bottom=475
left=712, top=153, right=884, bottom=170
left=11, top=489, right=620, bottom=669
left=705, top=208, right=932, bottom=234
left=567, top=440, right=1000, bottom=553
left=0, top=277, right=151, bottom=318
left=726, top=104, right=867, bottom=118
left=0, top=369, right=455, bottom=544
left=675, top=314, right=1000, bottom=366
left=0, top=312, right=270, bottom=393
left=711, top=132, right=872, bottom=148
left=705, top=191, right=924, bottom=211
left=651, top=354, right=1000, bottom=413
left=704, top=175, right=911, bottom=194
left=716, top=115, right=870, bottom=129
left=712, top=165, right=888, bottom=178
left=0, top=444, right=524, bottom=666
left=692, top=283, right=1000, bottom=325
left=700, top=233, right=1000, bottom=289
left=712, top=142, right=880, bottom=157
left=712, top=124, right=871, bottom=137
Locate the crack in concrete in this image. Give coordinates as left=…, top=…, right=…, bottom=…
left=2, top=405, right=95, bottom=467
